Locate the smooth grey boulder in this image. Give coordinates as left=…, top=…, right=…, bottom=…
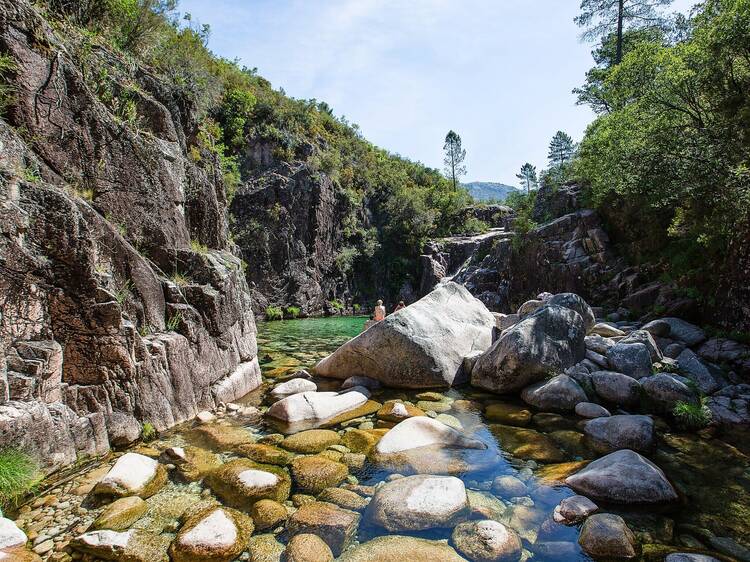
left=517, top=299, right=545, bottom=317
left=677, top=349, right=720, bottom=394
left=584, top=415, right=654, bottom=454
left=314, top=283, right=495, bottom=388
left=548, top=293, right=596, bottom=333
left=566, top=449, right=678, bottom=504
left=590, top=371, right=641, bottom=407
left=553, top=495, right=598, bottom=525
left=578, top=513, right=638, bottom=559
left=472, top=305, right=586, bottom=394
left=643, top=317, right=706, bottom=346
left=620, top=330, right=663, bottom=363
left=590, top=323, right=625, bottom=338
left=366, top=475, right=469, bottom=531
left=451, top=520, right=523, bottom=562
left=641, top=373, right=697, bottom=411
left=575, top=402, right=611, bottom=419
left=585, top=334, right=616, bottom=356
left=520, top=375, right=587, bottom=412
left=607, top=342, right=653, bottom=379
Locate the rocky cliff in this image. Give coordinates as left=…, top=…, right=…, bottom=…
left=0, top=1, right=260, bottom=473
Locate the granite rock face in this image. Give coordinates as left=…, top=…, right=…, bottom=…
left=0, top=0, right=260, bottom=474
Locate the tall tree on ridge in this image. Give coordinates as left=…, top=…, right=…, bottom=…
left=548, top=131, right=576, bottom=168
left=575, top=0, right=673, bottom=65
left=516, top=163, right=538, bottom=195
left=443, top=130, right=467, bottom=191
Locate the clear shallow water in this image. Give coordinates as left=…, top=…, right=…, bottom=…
left=20, top=317, right=750, bottom=561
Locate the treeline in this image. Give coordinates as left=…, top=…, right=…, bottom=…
left=32, top=0, right=476, bottom=298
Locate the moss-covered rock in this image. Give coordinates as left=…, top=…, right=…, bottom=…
left=281, top=430, right=341, bottom=453
left=317, top=487, right=369, bottom=511
left=485, top=403, right=532, bottom=426
left=205, top=459, right=291, bottom=508
left=341, top=429, right=382, bottom=454
left=290, top=456, right=348, bottom=495
left=284, top=533, right=334, bottom=562
left=249, top=499, right=288, bottom=531
left=191, top=424, right=256, bottom=450
left=93, top=453, right=168, bottom=499
left=489, top=424, right=567, bottom=463
left=91, top=496, right=148, bottom=531
left=234, top=443, right=293, bottom=466
left=247, top=534, right=285, bottom=562
left=376, top=401, right=425, bottom=422
left=163, top=446, right=222, bottom=482
left=338, top=535, right=466, bottom=561
left=286, top=501, right=360, bottom=556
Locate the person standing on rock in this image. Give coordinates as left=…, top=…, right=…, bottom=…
left=393, top=300, right=406, bottom=313
left=374, top=300, right=386, bottom=321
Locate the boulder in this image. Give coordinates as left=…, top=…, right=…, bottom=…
left=517, top=299, right=545, bottom=317
left=341, top=376, right=381, bottom=390
left=547, top=293, right=596, bottom=333
left=290, top=456, right=348, bottom=495
left=643, top=318, right=706, bottom=346
left=161, top=446, right=221, bottom=482
left=317, top=488, right=369, bottom=511
left=280, top=430, right=340, bottom=454
left=566, top=449, right=678, bottom=504
left=491, top=475, right=528, bottom=498
left=169, top=506, right=253, bottom=562
left=489, top=425, right=566, bottom=463
left=591, top=323, right=625, bottom=338
left=677, top=349, right=720, bottom=394
left=584, top=415, right=654, bottom=454
left=270, top=379, right=316, bottom=400
left=234, top=443, right=293, bottom=466
left=266, top=390, right=369, bottom=425
left=338, top=536, right=466, bottom=562
left=575, top=402, right=610, bottom=419
left=484, top=403, right=532, bottom=426
left=93, top=453, right=167, bottom=499
left=91, top=497, right=148, bottom=531
left=552, top=495, right=598, bottom=525
left=590, top=371, right=641, bottom=407
left=578, top=513, right=638, bottom=559
left=607, top=343, right=653, bottom=379
left=451, top=520, right=523, bottom=562
left=376, top=401, right=425, bottom=423
left=205, top=459, right=291, bottom=508
left=620, top=330, right=663, bottom=363
left=585, top=334, right=617, bottom=355
left=286, top=501, right=360, bottom=556
left=366, top=475, right=469, bottom=531
left=314, top=283, right=495, bottom=388
left=71, top=529, right=170, bottom=562
left=472, top=305, right=586, bottom=394
left=284, top=534, right=333, bottom=562
left=520, top=375, right=587, bottom=412
left=249, top=499, right=288, bottom=531
left=641, top=374, right=697, bottom=411
left=0, top=518, right=27, bottom=550
left=494, top=313, right=520, bottom=331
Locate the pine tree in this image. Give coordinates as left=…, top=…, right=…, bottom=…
left=575, top=0, right=673, bottom=64
left=548, top=132, right=576, bottom=168
left=516, top=163, right=538, bottom=195
left=443, top=130, right=467, bottom=191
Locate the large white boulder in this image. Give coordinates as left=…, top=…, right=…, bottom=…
left=270, top=378, right=317, bottom=399
left=472, top=305, right=587, bottom=394
left=314, top=283, right=495, bottom=388
left=366, top=475, right=469, bottom=531
left=374, top=416, right=486, bottom=455
left=93, top=453, right=166, bottom=498
left=0, top=518, right=27, bottom=550
left=266, top=390, right=368, bottom=423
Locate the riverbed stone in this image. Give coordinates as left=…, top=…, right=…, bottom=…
left=286, top=501, right=360, bottom=556
left=270, top=378, right=317, bottom=400
left=553, top=495, right=598, bottom=525
left=373, top=416, right=485, bottom=456
left=643, top=318, right=706, bottom=346
left=584, top=415, right=655, bottom=454
left=591, top=323, right=625, bottom=338
left=472, top=305, right=587, bottom=394
left=566, top=449, right=678, bottom=504
left=249, top=499, right=288, bottom=531
left=280, top=429, right=341, bottom=453
left=317, top=487, right=369, bottom=511
left=266, top=390, right=369, bottom=425
left=607, top=342, right=653, bottom=379
left=91, top=497, right=148, bottom=531
left=284, top=533, right=333, bottom=562
left=169, top=506, right=253, bottom=562
left=341, top=429, right=382, bottom=454
left=376, top=401, right=425, bottom=422
left=192, top=424, right=255, bottom=449
left=0, top=518, right=27, bottom=549
left=338, top=535, right=466, bottom=562
left=575, top=402, right=610, bottom=418
left=93, top=453, right=167, bottom=499
left=205, top=459, right=291, bottom=508
left=578, top=513, right=638, bottom=559
left=484, top=403, right=532, bottom=426
left=677, top=349, right=720, bottom=394
left=467, top=489, right=507, bottom=520
left=521, top=375, right=587, bottom=412
left=451, top=519, right=523, bottom=562
left=314, top=283, right=495, bottom=388
left=621, top=330, right=663, bottom=363
left=641, top=373, right=697, bottom=411
left=71, top=529, right=170, bottom=561
left=491, top=475, right=528, bottom=498
left=489, top=424, right=567, bottom=463
left=162, top=446, right=221, bottom=482
left=665, top=554, right=721, bottom=562
left=341, top=376, right=382, bottom=390
left=234, top=443, right=294, bottom=466
left=247, top=534, right=284, bottom=562
left=290, top=456, right=348, bottom=494
left=547, top=293, right=596, bottom=333
left=591, top=371, right=642, bottom=406
left=366, top=474, right=469, bottom=531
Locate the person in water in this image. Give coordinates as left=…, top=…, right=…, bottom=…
left=373, top=299, right=386, bottom=321
left=393, top=300, right=406, bottom=313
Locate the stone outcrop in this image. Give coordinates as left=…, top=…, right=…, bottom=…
left=314, top=283, right=495, bottom=388
left=0, top=0, right=260, bottom=473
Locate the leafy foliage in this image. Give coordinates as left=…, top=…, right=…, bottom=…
left=141, top=422, right=157, bottom=442
left=265, top=306, right=283, bottom=321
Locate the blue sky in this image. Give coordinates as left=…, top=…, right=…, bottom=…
left=179, top=0, right=696, bottom=185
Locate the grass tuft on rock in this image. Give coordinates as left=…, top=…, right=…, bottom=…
left=0, top=449, right=40, bottom=510
left=672, top=399, right=712, bottom=430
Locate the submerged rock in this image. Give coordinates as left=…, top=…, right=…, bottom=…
left=367, top=475, right=469, bottom=531
left=566, top=449, right=678, bottom=504
left=93, top=453, right=167, bottom=499
left=249, top=499, right=288, bottom=531
left=280, top=429, right=340, bottom=453
left=472, top=305, right=586, bottom=394
left=553, top=495, right=598, bottom=525
left=92, top=497, right=148, bottom=531
left=484, top=403, right=532, bottom=426
left=584, top=415, right=655, bottom=454
left=205, top=459, right=291, bottom=508
left=376, top=401, right=425, bottom=422
left=162, top=446, right=221, bottom=482
left=314, top=283, right=495, bottom=388
left=71, top=529, right=170, bottom=561
left=290, top=456, right=349, bottom=494
left=286, top=501, right=360, bottom=556
left=520, top=374, right=587, bottom=412
left=284, top=533, right=333, bottom=562
left=489, top=424, right=567, bottom=463
left=578, top=513, right=638, bottom=559
left=451, top=519, right=523, bottom=562
left=169, top=506, right=253, bottom=562
left=338, top=535, right=466, bottom=561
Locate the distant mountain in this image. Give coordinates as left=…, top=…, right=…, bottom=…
left=463, top=182, right=520, bottom=202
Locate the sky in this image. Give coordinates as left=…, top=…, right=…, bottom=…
left=179, top=0, right=697, bottom=185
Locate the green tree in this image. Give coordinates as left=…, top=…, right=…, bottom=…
left=443, top=130, right=467, bottom=191
left=548, top=131, right=576, bottom=168
left=516, top=163, right=538, bottom=195
left=575, top=0, right=673, bottom=65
